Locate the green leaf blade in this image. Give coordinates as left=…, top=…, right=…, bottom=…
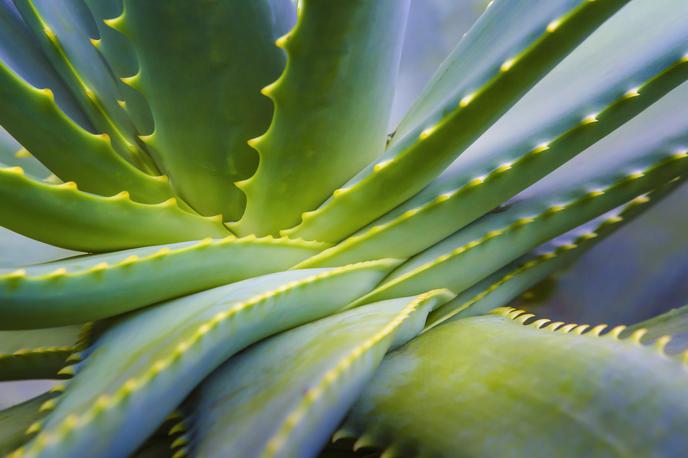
left=341, top=310, right=688, bottom=457
left=188, top=290, right=453, bottom=458
left=0, top=236, right=326, bottom=328
left=18, top=260, right=399, bottom=458
left=232, top=0, right=409, bottom=236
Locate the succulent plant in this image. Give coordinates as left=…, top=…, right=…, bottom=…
left=1, top=0, right=687, bottom=457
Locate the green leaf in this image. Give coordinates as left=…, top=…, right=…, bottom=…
left=284, top=0, right=630, bottom=243
left=185, top=290, right=453, bottom=458
left=0, top=128, right=51, bottom=180
left=111, top=0, right=290, bottom=220
left=357, top=134, right=688, bottom=304
left=0, top=392, right=54, bottom=455
left=82, top=0, right=155, bottom=136
left=231, top=0, right=409, bottom=236
left=0, top=236, right=326, bottom=329
left=624, top=305, right=688, bottom=356
left=0, top=326, right=80, bottom=380
left=302, top=49, right=688, bottom=267
left=0, top=59, right=173, bottom=203
left=427, top=180, right=684, bottom=328
left=393, top=0, right=584, bottom=142
left=11, top=0, right=159, bottom=172
left=339, top=308, right=688, bottom=457
left=0, top=1, right=91, bottom=128
left=17, top=260, right=399, bottom=458
left=0, top=165, right=228, bottom=252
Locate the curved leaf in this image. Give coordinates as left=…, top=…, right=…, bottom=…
left=0, top=59, right=173, bottom=202
left=111, top=0, right=290, bottom=220
left=357, top=132, right=687, bottom=304
left=393, top=0, right=584, bottom=142
left=185, top=291, right=453, bottom=458
left=0, top=165, right=228, bottom=252
left=0, top=236, right=326, bottom=328
left=232, top=0, right=409, bottom=236
left=340, top=308, right=688, bottom=457
left=0, top=393, right=53, bottom=455
left=625, top=305, right=688, bottom=355
left=0, top=1, right=90, bottom=128
left=284, top=0, right=630, bottom=243
left=427, top=180, right=685, bottom=328
left=0, top=127, right=51, bottom=180
left=302, top=56, right=688, bottom=267
left=82, top=0, right=154, bottom=135
left=16, top=260, right=399, bottom=458
left=0, top=326, right=80, bottom=380
left=11, top=0, right=158, bottom=171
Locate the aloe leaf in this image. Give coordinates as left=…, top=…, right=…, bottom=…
left=82, top=0, right=154, bottom=136
left=0, top=1, right=90, bottom=128
left=427, top=179, right=685, bottom=328
left=0, top=326, right=80, bottom=380
left=307, top=4, right=688, bottom=267
left=339, top=308, right=688, bottom=457
left=231, top=0, right=409, bottom=236
left=16, top=260, right=398, bottom=458
left=0, top=236, right=326, bottom=329
left=284, top=0, right=630, bottom=243
left=0, top=59, right=173, bottom=203
left=624, top=305, right=688, bottom=356
left=185, top=290, right=453, bottom=458
left=82, top=0, right=136, bottom=78
left=391, top=0, right=583, bottom=142
left=357, top=132, right=688, bottom=304
left=0, top=128, right=51, bottom=180
left=0, top=166, right=228, bottom=252
left=0, top=227, right=78, bottom=269
left=10, top=0, right=157, bottom=172
left=0, top=393, right=53, bottom=455
left=109, top=0, right=290, bottom=220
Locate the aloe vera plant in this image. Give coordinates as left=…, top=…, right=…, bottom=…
left=1, top=0, right=687, bottom=456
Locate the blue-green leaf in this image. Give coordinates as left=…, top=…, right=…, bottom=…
left=186, top=290, right=453, bottom=458
left=340, top=308, right=688, bottom=457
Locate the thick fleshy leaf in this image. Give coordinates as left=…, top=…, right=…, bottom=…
left=427, top=180, right=685, bottom=328
left=0, top=393, right=53, bottom=455
left=624, top=305, right=688, bottom=355
left=0, top=127, right=51, bottom=180
left=284, top=0, right=630, bottom=243
left=12, top=0, right=158, bottom=170
left=339, top=308, right=688, bottom=457
left=356, top=127, right=687, bottom=304
left=185, top=290, right=453, bottom=458
left=0, top=236, right=326, bottom=328
left=232, top=0, right=409, bottom=236
left=16, top=260, right=398, bottom=458
left=82, top=0, right=154, bottom=135
left=0, top=59, right=173, bottom=202
left=0, top=165, right=228, bottom=252
left=302, top=0, right=688, bottom=268
left=514, top=181, right=688, bottom=327
left=110, top=0, right=291, bottom=220
left=0, top=1, right=90, bottom=128
left=393, top=0, right=584, bottom=142
left=0, top=327, right=80, bottom=380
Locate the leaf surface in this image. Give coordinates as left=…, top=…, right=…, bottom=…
left=186, top=291, right=453, bottom=458
left=16, top=260, right=398, bottom=458
left=340, top=309, right=688, bottom=457
left=232, top=0, right=409, bottom=235
left=0, top=236, right=325, bottom=328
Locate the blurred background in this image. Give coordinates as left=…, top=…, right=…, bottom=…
left=1, top=0, right=687, bottom=408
